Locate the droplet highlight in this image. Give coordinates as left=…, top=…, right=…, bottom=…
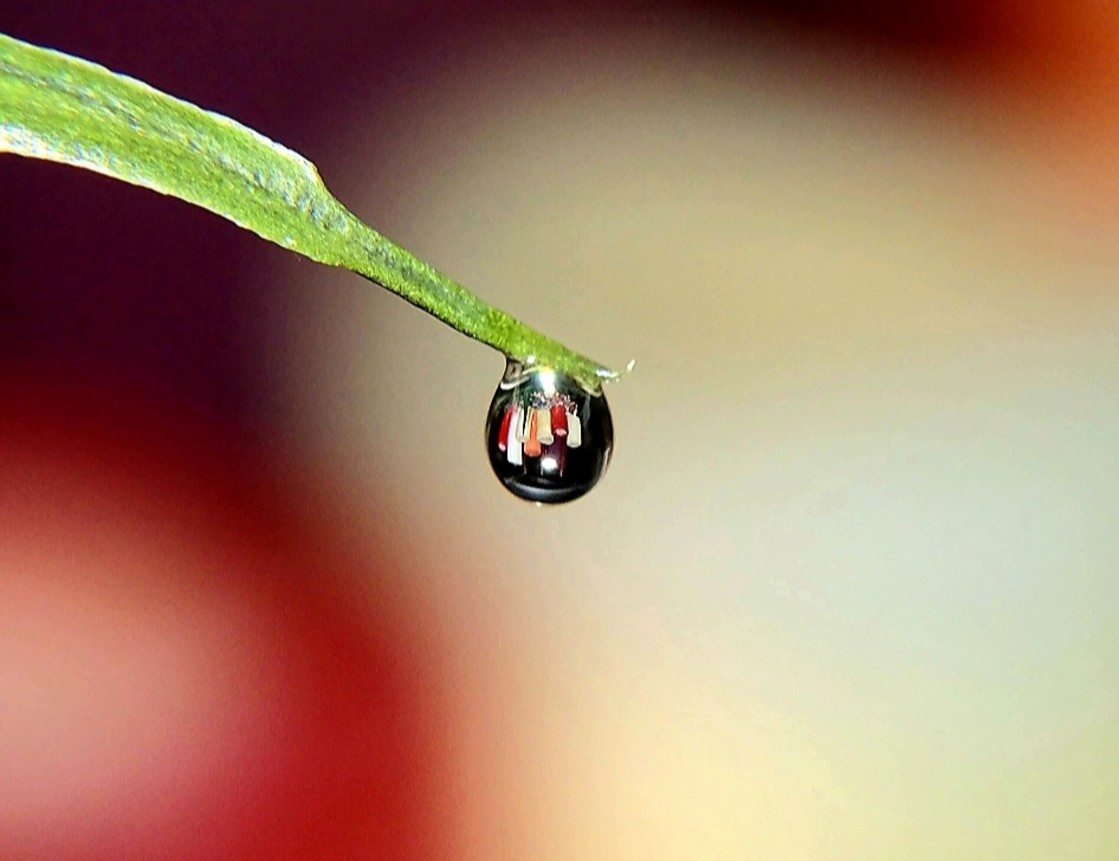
left=485, top=360, right=613, bottom=503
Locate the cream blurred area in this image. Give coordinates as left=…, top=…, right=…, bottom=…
left=270, top=9, right=1119, bottom=860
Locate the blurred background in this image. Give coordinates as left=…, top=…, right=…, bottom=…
left=1, top=2, right=1117, bottom=858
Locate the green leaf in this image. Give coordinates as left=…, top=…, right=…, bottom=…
left=0, top=32, right=616, bottom=389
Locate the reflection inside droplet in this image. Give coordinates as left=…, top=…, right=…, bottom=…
left=485, top=359, right=614, bottom=503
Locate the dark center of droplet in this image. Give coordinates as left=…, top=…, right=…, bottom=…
left=484, top=360, right=613, bottom=504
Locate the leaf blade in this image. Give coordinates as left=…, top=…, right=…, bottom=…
left=0, top=32, right=615, bottom=387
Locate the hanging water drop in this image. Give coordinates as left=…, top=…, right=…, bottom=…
left=485, top=359, right=614, bottom=503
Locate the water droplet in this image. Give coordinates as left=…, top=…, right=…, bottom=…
left=485, top=359, right=613, bottom=503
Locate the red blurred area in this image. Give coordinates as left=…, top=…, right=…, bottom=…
left=736, top=1, right=1119, bottom=208
left=0, top=372, right=450, bottom=860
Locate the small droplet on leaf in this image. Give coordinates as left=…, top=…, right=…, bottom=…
left=485, top=359, right=613, bottom=503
